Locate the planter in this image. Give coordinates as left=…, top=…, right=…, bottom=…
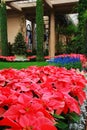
left=15, top=55, right=27, bottom=61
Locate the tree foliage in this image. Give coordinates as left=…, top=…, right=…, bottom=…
left=56, top=18, right=77, bottom=54
left=76, top=0, right=87, bottom=54
left=36, top=0, right=44, bottom=61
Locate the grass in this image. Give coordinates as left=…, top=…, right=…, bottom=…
left=0, top=61, right=82, bottom=70
left=0, top=61, right=49, bottom=69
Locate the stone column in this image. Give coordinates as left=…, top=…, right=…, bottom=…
left=49, top=10, right=55, bottom=58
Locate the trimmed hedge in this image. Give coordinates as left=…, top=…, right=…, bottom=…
left=36, top=0, right=44, bottom=61
left=0, top=1, right=9, bottom=55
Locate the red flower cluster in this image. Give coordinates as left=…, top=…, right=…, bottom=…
left=0, top=56, right=16, bottom=61
left=0, top=66, right=86, bottom=130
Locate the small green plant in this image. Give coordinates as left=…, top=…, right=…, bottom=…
left=12, top=32, right=26, bottom=55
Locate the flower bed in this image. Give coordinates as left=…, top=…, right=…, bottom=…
left=48, top=56, right=82, bottom=70
left=47, top=54, right=87, bottom=70
left=0, top=56, right=16, bottom=61
left=0, top=54, right=87, bottom=64
left=0, top=66, right=86, bottom=130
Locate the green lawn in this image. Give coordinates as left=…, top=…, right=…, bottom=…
left=0, top=61, right=49, bottom=69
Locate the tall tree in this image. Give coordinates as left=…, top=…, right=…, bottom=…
left=36, top=0, right=44, bottom=61
left=77, top=0, right=87, bottom=54
left=0, top=0, right=9, bottom=56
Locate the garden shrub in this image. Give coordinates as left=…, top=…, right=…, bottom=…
left=12, top=32, right=27, bottom=55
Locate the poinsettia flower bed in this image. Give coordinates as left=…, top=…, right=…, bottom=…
left=0, top=56, right=16, bottom=61
left=0, top=66, right=86, bottom=130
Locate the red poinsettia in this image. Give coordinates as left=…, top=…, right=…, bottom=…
left=0, top=66, right=86, bottom=130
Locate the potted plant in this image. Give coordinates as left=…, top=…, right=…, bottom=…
left=12, top=32, right=27, bottom=61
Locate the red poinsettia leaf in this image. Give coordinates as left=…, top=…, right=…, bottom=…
left=72, top=87, right=86, bottom=105
left=18, top=93, right=31, bottom=104
left=28, top=115, right=56, bottom=130
left=41, top=124, right=57, bottom=130
left=0, top=107, right=6, bottom=116
left=64, top=93, right=80, bottom=114
left=3, top=104, right=21, bottom=120
left=19, top=114, right=30, bottom=127
left=47, top=99, right=65, bottom=114
left=0, top=117, right=21, bottom=128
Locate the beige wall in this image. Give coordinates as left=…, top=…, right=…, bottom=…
left=7, top=12, right=26, bottom=44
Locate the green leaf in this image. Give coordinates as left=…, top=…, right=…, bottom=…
left=53, top=114, right=65, bottom=120
left=69, top=112, right=80, bottom=122
left=55, top=120, right=68, bottom=129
